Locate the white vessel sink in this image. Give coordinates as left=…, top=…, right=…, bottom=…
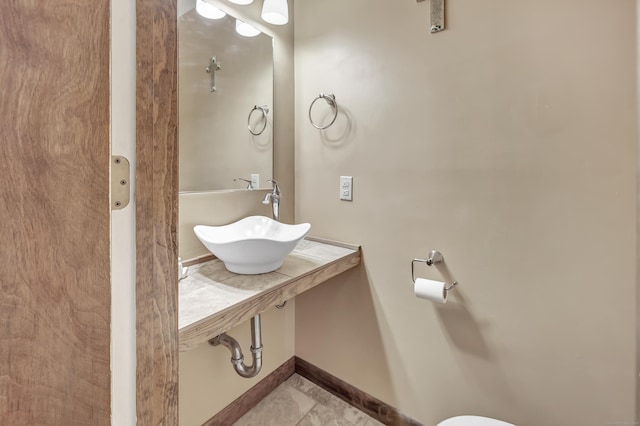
left=193, top=216, right=311, bottom=274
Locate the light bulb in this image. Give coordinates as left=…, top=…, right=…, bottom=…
left=235, top=19, right=261, bottom=37
left=261, top=0, right=288, bottom=25
left=195, top=0, right=226, bottom=19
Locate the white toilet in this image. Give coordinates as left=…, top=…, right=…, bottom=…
left=437, top=415, right=515, bottom=426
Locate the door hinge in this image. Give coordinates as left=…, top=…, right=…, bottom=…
left=112, top=155, right=130, bottom=210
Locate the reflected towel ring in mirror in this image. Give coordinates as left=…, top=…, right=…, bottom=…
left=309, top=93, right=338, bottom=130
left=248, top=105, right=270, bottom=136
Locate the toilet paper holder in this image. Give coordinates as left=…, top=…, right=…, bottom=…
left=411, top=250, right=458, bottom=291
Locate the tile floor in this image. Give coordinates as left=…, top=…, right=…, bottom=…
left=232, top=374, right=385, bottom=426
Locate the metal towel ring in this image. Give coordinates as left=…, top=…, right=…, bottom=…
left=309, top=93, right=338, bottom=130
left=248, top=105, right=269, bottom=136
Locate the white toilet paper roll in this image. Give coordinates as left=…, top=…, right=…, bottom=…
left=414, top=278, right=448, bottom=304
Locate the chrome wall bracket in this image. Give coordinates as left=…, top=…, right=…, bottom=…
left=205, top=56, right=222, bottom=92
left=411, top=250, right=458, bottom=291
left=417, top=0, right=445, bottom=33
left=111, top=155, right=130, bottom=210
left=411, top=250, right=443, bottom=282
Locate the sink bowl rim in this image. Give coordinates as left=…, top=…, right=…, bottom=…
left=193, top=216, right=311, bottom=245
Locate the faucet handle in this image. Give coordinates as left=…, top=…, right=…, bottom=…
left=267, top=179, right=279, bottom=193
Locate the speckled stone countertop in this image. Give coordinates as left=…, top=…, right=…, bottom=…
left=178, top=237, right=361, bottom=352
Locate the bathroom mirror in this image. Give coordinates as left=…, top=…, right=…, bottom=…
left=178, top=4, right=274, bottom=191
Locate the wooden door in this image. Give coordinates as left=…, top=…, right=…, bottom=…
left=0, top=1, right=111, bottom=425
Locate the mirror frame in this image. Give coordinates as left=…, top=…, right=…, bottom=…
left=136, top=0, right=179, bottom=423
left=178, top=7, right=275, bottom=192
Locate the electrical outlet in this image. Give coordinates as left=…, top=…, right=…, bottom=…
left=340, top=176, right=353, bottom=201
left=251, top=174, right=259, bottom=189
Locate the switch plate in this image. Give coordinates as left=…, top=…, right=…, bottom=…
left=251, top=174, right=260, bottom=189
left=340, top=176, right=353, bottom=201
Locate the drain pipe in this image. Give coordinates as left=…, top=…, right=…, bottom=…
left=209, top=315, right=263, bottom=378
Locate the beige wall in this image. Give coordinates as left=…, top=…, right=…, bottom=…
left=177, top=0, right=295, bottom=424
left=294, top=1, right=637, bottom=425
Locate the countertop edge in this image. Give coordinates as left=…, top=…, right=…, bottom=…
left=178, top=247, right=361, bottom=352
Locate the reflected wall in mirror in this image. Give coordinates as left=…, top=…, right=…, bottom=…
left=179, top=5, right=274, bottom=191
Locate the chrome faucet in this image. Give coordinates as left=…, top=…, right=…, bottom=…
left=234, top=177, right=253, bottom=190
left=262, top=179, right=280, bottom=221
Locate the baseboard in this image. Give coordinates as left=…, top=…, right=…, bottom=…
left=202, top=356, right=422, bottom=426
left=202, top=357, right=296, bottom=426
left=294, top=357, right=423, bottom=426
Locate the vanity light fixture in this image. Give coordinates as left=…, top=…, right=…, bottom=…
left=235, top=19, right=261, bottom=37
left=196, top=0, right=226, bottom=19
left=228, top=0, right=254, bottom=4
left=261, top=0, right=288, bottom=25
